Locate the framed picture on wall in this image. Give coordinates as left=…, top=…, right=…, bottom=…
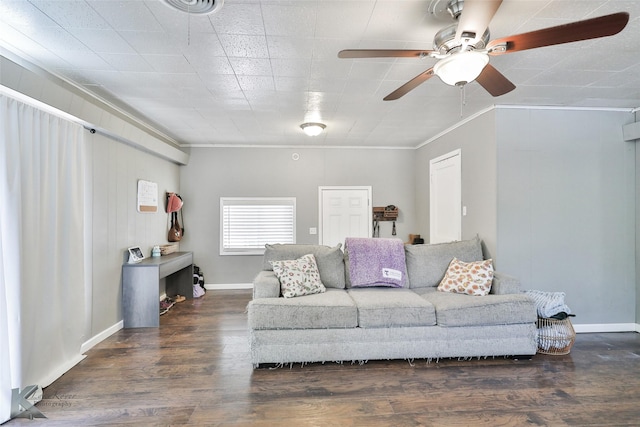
left=128, top=246, right=145, bottom=263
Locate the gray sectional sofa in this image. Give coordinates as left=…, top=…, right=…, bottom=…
left=247, top=238, right=537, bottom=367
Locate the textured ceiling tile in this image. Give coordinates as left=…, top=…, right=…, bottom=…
left=98, top=53, right=152, bottom=72
left=0, top=0, right=59, bottom=28
left=200, top=74, right=242, bottom=93
left=274, top=76, right=308, bottom=92
left=362, top=0, right=433, bottom=41
left=237, top=75, right=275, bottom=91
left=29, top=0, right=111, bottom=29
left=218, top=34, right=269, bottom=58
left=54, top=50, right=112, bottom=70
left=142, top=54, right=195, bottom=73
left=308, top=77, right=346, bottom=93
left=89, top=0, right=163, bottom=32
left=271, top=58, right=310, bottom=78
left=229, top=57, right=272, bottom=76
left=188, top=55, right=234, bottom=74
left=67, top=28, right=137, bottom=54
left=118, top=31, right=186, bottom=55
left=261, top=3, right=317, bottom=37
left=15, top=26, right=89, bottom=52
left=182, top=33, right=226, bottom=57
left=309, top=58, right=353, bottom=80
left=315, top=1, right=375, bottom=39
left=341, top=78, right=383, bottom=95
left=209, top=2, right=264, bottom=35
left=267, top=36, right=314, bottom=59
left=349, top=61, right=393, bottom=80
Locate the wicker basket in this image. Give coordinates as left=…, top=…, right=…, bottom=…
left=159, top=243, right=178, bottom=255
left=536, top=317, right=576, bottom=355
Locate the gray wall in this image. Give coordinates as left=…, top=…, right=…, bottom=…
left=414, top=109, right=498, bottom=261
left=87, top=132, right=180, bottom=336
left=496, top=108, right=636, bottom=325
left=637, top=115, right=640, bottom=325
left=179, top=147, right=416, bottom=284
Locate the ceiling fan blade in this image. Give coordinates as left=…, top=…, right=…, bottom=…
left=383, top=68, right=435, bottom=101
left=487, top=12, right=629, bottom=55
left=475, top=64, right=515, bottom=97
left=455, top=0, right=503, bottom=44
left=338, top=49, right=434, bottom=59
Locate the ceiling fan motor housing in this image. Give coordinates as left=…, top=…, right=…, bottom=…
left=446, top=0, right=464, bottom=19
left=433, top=23, right=490, bottom=54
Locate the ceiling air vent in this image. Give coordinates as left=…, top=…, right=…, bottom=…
left=161, top=0, right=224, bottom=15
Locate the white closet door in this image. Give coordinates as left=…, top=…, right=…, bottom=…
left=319, top=186, right=372, bottom=247
left=430, top=150, right=461, bottom=244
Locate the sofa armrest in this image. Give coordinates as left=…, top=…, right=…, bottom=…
left=253, top=270, right=281, bottom=299
left=490, top=272, right=522, bottom=295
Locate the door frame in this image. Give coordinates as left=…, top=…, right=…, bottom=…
left=318, top=186, right=372, bottom=245
left=429, top=149, right=461, bottom=243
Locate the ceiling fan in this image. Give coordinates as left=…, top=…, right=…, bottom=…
left=338, top=0, right=629, bottom=100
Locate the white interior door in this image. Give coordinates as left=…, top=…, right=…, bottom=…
left=319, top=186, right=372, bottom=247
left=430, top=150, right=461, bottom=244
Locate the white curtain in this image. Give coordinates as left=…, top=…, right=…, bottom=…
left=1, top=95, right=86, bottom=423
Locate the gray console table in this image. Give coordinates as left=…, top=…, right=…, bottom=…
left=122, top=251, right=193, bottom=328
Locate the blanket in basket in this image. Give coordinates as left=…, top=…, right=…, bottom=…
left=345, top=237, right=407, bottom=288
left=525, top=289, right=572, bottom=318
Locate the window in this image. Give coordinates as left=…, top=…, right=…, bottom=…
left=220, top=197, right=296, bottom=255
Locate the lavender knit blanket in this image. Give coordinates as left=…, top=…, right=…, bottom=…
left=345, top=237, right=407, bottom=288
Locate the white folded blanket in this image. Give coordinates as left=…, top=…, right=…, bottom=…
left=524, top=289, right=572, bottom=318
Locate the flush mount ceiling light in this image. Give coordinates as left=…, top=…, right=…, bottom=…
left=300, top=122, right=326, bottom=137
left=433, top=51, right=489, bottom=86
left=161, top=0, right=224, bottom=14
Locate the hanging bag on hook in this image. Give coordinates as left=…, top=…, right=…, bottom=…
left=166, top=192, right=184, bottom=242
left=168, top=211, right=182, bottom=242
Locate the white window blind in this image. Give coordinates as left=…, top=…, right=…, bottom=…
left=220, top=197, right=296, bottom=255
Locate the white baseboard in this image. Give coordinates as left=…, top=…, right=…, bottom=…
left=81, top=320, right=123, bottom=354
left=205, top=283, right=253, bottom=290
left=37, top=354, right=86, bottom=388
left=573, top=323, right=639, bottom=333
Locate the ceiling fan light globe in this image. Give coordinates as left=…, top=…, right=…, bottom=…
left=434, top=51, right=489, bottom=86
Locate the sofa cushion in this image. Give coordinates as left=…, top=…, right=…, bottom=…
left=247, top=289, right=357, bottom=329
left=271, top=254, right=326, bottom=298
left=263, top=244, right=346, bottom=289
left=405, top=237, right=483, bottom=288
left=417, top=289, right=537, bottom=327
left=437, top=258, right=494, bottom=296
left=347, top=288, right=436, bottom=328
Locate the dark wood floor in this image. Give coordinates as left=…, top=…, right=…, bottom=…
left=7, top=290, right=640, bottom=426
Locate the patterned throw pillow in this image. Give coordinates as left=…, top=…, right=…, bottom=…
left=437, top=258, right=494, bottom=296
left=270, top=254, right=326, bottom=298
